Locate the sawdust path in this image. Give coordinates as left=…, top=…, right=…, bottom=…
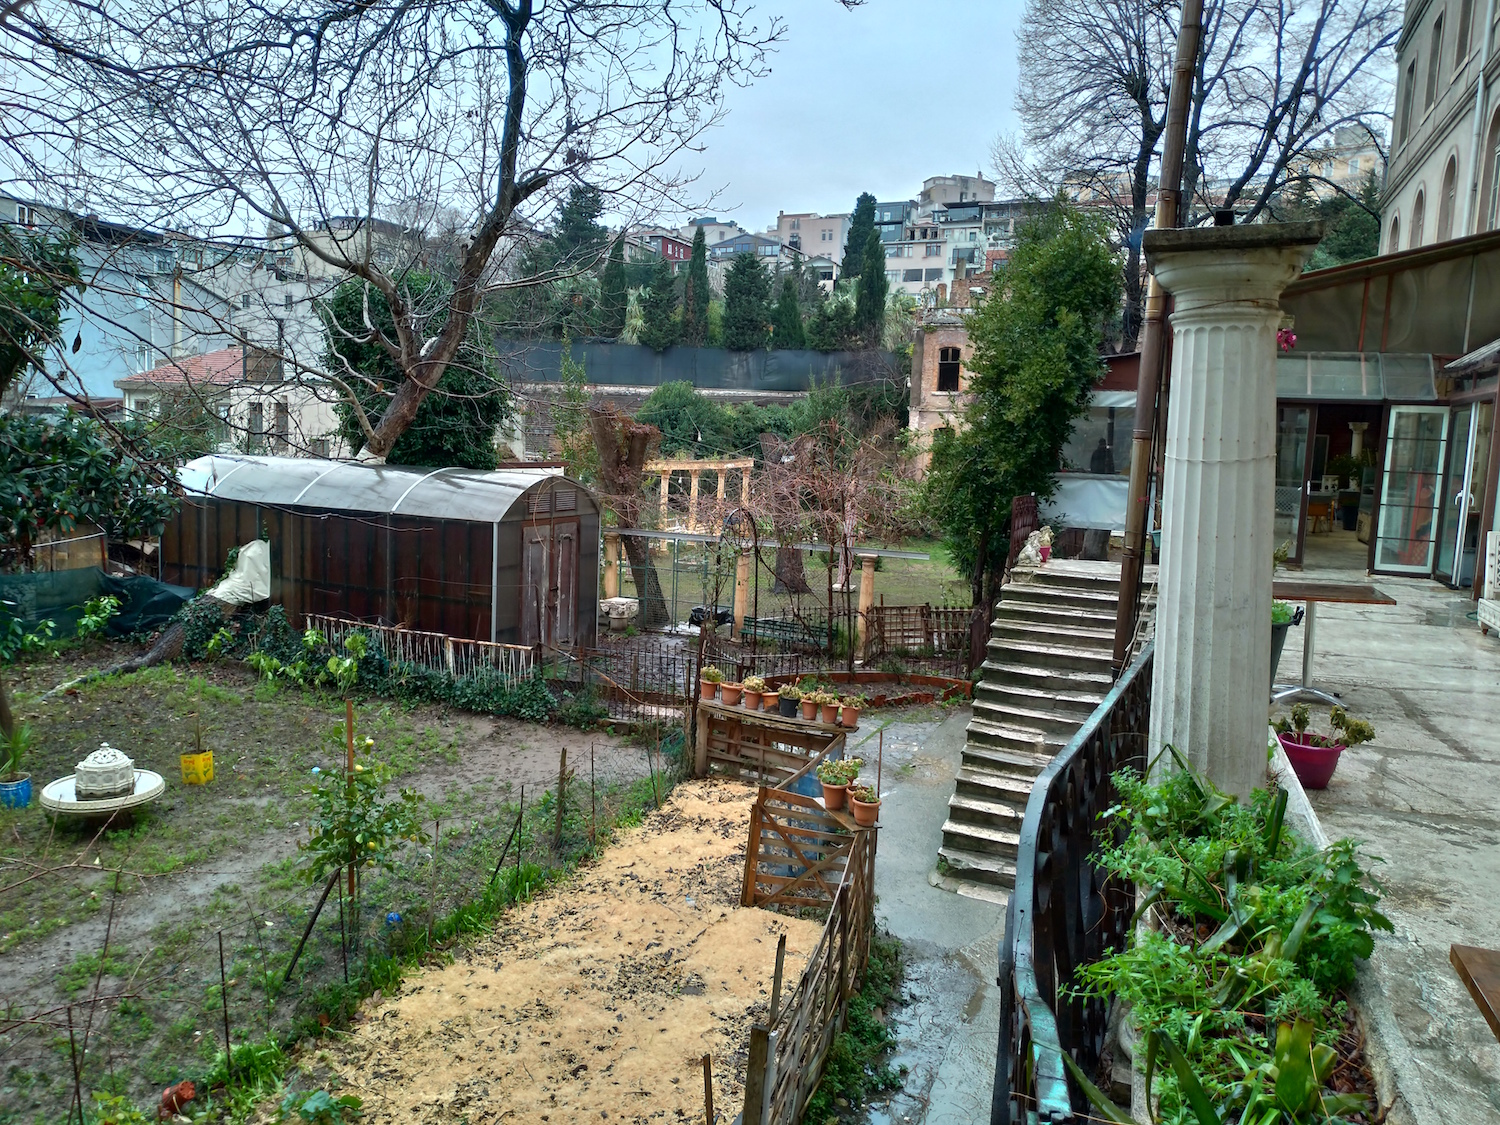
left=329, top=779, right=823, bottom=1124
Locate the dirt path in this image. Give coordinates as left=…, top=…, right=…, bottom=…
left=328, top=779, right=823, bottom=1124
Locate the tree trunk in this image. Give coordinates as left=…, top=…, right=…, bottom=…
left=621, top=534, right=670, bottom=628
left=772, top=546, right=811, bottom=594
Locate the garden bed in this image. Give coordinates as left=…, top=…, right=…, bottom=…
left=323, top=779, right=824, bottom=1124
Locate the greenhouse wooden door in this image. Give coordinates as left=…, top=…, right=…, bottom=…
left=520, top=517, right=578, bottom=649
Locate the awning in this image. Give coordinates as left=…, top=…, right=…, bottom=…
left=1275, top=352, right=1436, bottom=402
left=1446, top=337, right=1500, bottom=373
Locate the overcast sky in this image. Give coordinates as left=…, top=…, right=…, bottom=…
left=667, top=0, right=1025, bottom=231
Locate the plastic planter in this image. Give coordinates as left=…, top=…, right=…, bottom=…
left=0, top=774, right=32, bottom=809
left=1278, top=733, right=1344, bottom=789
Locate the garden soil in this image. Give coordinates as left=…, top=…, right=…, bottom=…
left=327, top=779, right=823, bottom=1124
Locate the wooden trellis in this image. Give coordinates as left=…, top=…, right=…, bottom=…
left=693, top=701, right=845, bottom=788
left=741, top=787, right=857, bottom=909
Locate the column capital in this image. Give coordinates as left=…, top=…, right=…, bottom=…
left=1145, top=223, right=1323, bottom=323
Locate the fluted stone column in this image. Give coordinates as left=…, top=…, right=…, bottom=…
left=1144, top=222, right=1322, bottom=798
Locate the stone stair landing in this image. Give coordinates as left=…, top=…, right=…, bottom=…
left=937, top=560, right=1155, bottom=904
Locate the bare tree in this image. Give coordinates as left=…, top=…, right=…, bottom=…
left=998, top=0, right=1397, bottom=347
left=2, top=0, right=783, bottom=459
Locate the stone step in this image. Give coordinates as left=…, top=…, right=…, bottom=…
left=990, top=619, right=1117, bottom=652
left=937, top=844, right=1018, bottom=888
left=1013, top=564, right=1124, bottom=592
left=972, top=699, right=1087, bottom=738
left=946, top=791, right=1026, bottom=832
left=972, top=680, right=1105, bottom=716
left=965, top=712, right=1069, bottom=753
left=978, top=660, right=1116, bottom=695
left=941, top=819, right=1021, bottom=859
left=1000, top=583, right=1122, bottom=613
left=953, top=766, right=1037, bottom=806
left=985, top=639, right=1116, bottom=674
left=959, top=744, right=1055, bottom=779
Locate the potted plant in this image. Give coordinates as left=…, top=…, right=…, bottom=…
left=763, top=685, right=780, bottom=712
left=1270, top=601, right=1304, bottom=691
left=720, top=679, right=744, bottom=707
left=742, top=675, right=767, bottom=710
left=1273, top=704, right=1376, bottom=789
left=816, top=757, right=860, bottom=810
left=1038, top=525, right=1054, bottom=564
left=849, top=783, right=881, bottom=827
left=799, top=688, right=819, bottom=721
left=0, top=722, right=33, bottom=810
left=699, top=666, right=723, bottom=701
left=840, top=694, right=865, bottom=728
left=818, top=691, right=840, bottom=725
left=180, top=713, right=214, bottom=786
left=778, top=684, right=801, bottom=718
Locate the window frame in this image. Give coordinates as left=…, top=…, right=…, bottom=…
left=936, top=346, right=962, bottom=393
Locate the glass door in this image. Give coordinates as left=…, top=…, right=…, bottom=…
left=1275, top=406, right=1315, bottom=564
left=1374, top=406, right=1450, bottom=575
left=1436, top=402, right=1493, bottom=587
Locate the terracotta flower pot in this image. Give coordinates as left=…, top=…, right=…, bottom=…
left=762, top=691, right=780, bottom=713
left=700, top=679, right=719, bottom=701
left=743, top=690, right=763, bottom=710
left=800, top=698, right=818, bottom=720
left=1278, top=732, right=1345, bottom=789
left=821, top=782, right=849, bottom=810
left=840, top=704, right=861, bottom=729
left=850, top=795, right=881, bottom=827
left=720, top=683, right=743, bottom=707
left=819, top=702, right=839, bottom=725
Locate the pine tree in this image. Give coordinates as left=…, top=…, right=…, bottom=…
left=681, top=227, right=710, bottom=346
left=638, top=257, right=680, bottom=352
left=841, top=192, right=877, bottom=280
left=599, top=234, right=627, bottom=337
left=771, top=274, right=805, bottom=349
left=854, top=231, right=888, bottom=345
left=722, top=252, right=771, bottom=351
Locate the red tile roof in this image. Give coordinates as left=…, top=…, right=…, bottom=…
left=116, top=348, right=243, bottom=389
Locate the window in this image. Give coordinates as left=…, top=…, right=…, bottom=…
left=248, top=401, right=265, bottom=449
left=903, top=268, right=923, bottom=282
left=1411, top=190, right=1426, bottom=246
left=1059, top=405, right=1134, bottom=475
left=885, top=270, right=900, bottom=283
left=968, top=231, right=978, bottom=242
left=1437, top=156, right=1458, bottom=240
left=926, top=242, right=941, bottom=256
left=789, top=234, right=801, bottom=250
left=310, top=438, right=330, bottom=458
left=1425, top=17, right=1444, bottom=109
left=818, top=268, right=834, bottom=281
left=1486, top=110, right=1500, bottom=230
left=274, top=401, right=290, bottom=450
left=1389, top=214, right=1401, bottom=253
left=135, top=343, right=149, bottom=371
left=240, top=293, right=252, bottom=309
left=924, top=268, right=943, bottom=282
left=284, top=294, right=293, bottom=310
left=1399, top=60, right=1417, bottom=143
left=790, top=218, right=800, bottom=230
left=822, top=229, right=832, bottom=241
left=937, top=347, right=961, bottom=392
left=1455, top=0, right=1473, bottom=63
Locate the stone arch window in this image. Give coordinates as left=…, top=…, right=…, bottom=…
left=1411, top=189, right=1426, bottom=247
left=937, top=346, right=962, bottom=392
left=1455, top=0, right=1474, bottom=63
left=1483, top=109, right=1500, bottom=231
left=1389, top=214, right=1401, bottom=253
left=1425, top=14, right=1444, bottom=109
left=1437, top=156, right=1459, bottom=240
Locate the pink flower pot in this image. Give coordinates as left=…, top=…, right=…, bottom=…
left=1039, top=545, right=1052, bottom=562
left=1278, top=732, right=1345, bottom=789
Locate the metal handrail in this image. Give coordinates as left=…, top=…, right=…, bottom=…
left=991, top=641, right=1155, bottom=1124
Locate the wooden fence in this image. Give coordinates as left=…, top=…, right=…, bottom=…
left=742, top=811, right=877, bottom=1125
left=693, top=701, right=846, bottom=788
left=304, top=614, right=536, bottom=683
left=866, top=603, right=970, bottom=657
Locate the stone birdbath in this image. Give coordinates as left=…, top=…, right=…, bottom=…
left=40, top=743, right=165, bottom=823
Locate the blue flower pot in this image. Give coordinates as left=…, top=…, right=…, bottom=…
left=0, top=774, right=33, bottom=809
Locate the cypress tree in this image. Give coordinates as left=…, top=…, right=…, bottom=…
left=681, top=228, right=711, bottom=346
left=854, top=230, right=888, bottom=345
left=841, top=192, right=877, bottom=280
left=771, top=274, right=805, bottom=349
left=599, top=234, right=627, bottom=337
left=722, top=252, right=771, bottom=351
left=638, top=257, right=680, bottom=352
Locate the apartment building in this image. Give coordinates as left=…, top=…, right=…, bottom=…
left=1382, top=0, right=1500, bottom=250
left=769, top=211, right=849, bottom=260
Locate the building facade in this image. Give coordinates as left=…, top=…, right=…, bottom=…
left=1382, top=0, right=1500, bottom=251
left=908, top=311, right=975, bottom=472
left=768, top=212, right=849, bottom=261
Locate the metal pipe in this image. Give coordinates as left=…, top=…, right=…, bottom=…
left=1112, top=0, right=1206, bottom=671
left=1459, top=0, right=1499, bottom=236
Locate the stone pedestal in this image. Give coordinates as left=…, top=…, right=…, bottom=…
left=1144, top=222, right=1322, bottom=798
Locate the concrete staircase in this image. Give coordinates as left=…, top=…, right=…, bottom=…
left=938, top=560, right=1154, bottom=903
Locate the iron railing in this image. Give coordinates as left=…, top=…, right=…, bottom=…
left=991, top=641, right=1154, bottom=1124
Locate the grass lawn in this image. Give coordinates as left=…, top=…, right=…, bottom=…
left=0, top=646, right=665, bottom=1124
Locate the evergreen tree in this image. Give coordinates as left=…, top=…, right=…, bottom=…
left=721, top=252, right=771, bottom=350
left=551, top=184, right=608, bottom=264
left=599, top=234, right=627, bottom=337
left=771, top=274, right=805, bottom=349
left=854, top=231, right=888, bottom=345
left=681, top=227, right=711, bottom=345
left=638, top=257, right=680, bottom=352
left=841, top=192, right=877, bottom=279
left=806, top=292, right=855, bottom=352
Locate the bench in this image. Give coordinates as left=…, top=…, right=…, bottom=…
left=739, top=616, right=827, bottom=650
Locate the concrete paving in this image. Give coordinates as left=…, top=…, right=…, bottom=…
left=842, top=708, right=1007, bottom=1125
left=1271, top=570, right=1500, bottom=1121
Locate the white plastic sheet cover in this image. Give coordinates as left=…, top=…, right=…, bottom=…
left=207, top=540, right=271, bottom=605
left=1040, top=476, right=1129, bottom=532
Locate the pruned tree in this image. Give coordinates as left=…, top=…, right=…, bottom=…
left=771, top=274, right=805, bottom=349
left=997, top=0, right=1398, bottom=346
left=587, top=405, right=670, bottom=627
left=853, top=232, right=888, bottom=346
left=722, top=253, right=771, bottom=351
left=5, top=0, right=784, bottom=460
left=841, top=193, right=877, bottom=281
left=637, top=257, right=680, bottom=353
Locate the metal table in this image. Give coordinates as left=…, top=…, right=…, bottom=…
left=1271, top=581, right=1397, bottom=705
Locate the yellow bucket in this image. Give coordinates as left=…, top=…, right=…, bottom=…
left=180, top=751, right=214, bottom=785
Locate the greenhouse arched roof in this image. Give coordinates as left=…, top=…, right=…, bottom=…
left=178, top=455, right=582, bottom=522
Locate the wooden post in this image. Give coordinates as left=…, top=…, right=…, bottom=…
left=770, top=932, right=786, bottom=1025
left=603, top=532, right=620, bottom=600
left=716, top=469, right=726, bottom=502
left=740, top=466, right=750, bottom=507
left=688, top=470, right=701, bottom=534
left=427, top=818, right=440, bottom=945
left=553, top=748, right=568, bottom=850
left=218, top=931, right=233, bottom=1087
left=733, top=550, right=750, bottom=639
left=590, top=743, right=597, bottom=846
left=694, top=704, right=711, bottom=777
left=856, top=554, right=877, bottom=662
left=345, top=699, right=356, bottom=897
left=701, top=1053, right=714, bottom=1123
left=742, top=1026, right=771, bottom=1125
left=741, top=800, right=762, bottom=906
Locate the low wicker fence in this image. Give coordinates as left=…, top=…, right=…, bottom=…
left=304, top=614, right=536, bottom=683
